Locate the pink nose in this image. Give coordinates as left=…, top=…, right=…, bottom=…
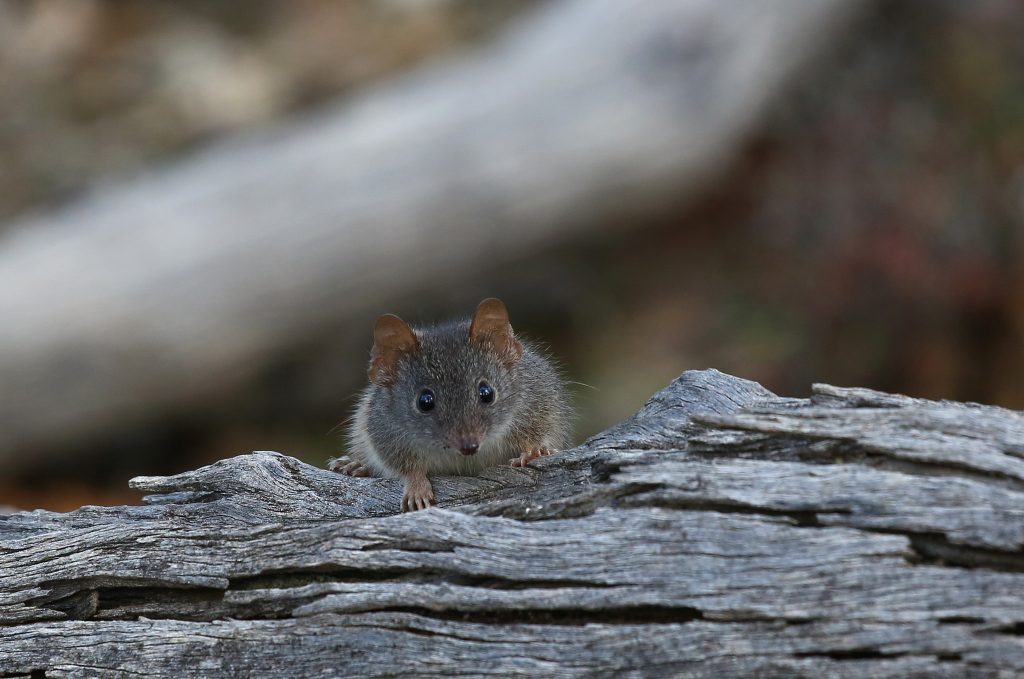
left=459, top=441, right=479, bottom=456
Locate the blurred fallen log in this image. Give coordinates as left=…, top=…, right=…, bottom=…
left=0, top=0, right=865, bottom=466
left=2, top=369, right=1023, bottom=676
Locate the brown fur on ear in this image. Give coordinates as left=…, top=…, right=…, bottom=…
left=469, top=298, right=524, bottom=368
left=369, top=314, right=419, bottom=385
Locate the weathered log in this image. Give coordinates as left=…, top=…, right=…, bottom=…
left=2, top=369, right=1023, bottom=677
left=0, top=0, right=866, bottom=465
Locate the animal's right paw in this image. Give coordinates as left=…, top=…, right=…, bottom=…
left=401, top=476, right=435, bottom=512
left=328, top=455, right=371, bottom=477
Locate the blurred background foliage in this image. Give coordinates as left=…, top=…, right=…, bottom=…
left=0, top=0, right=1021, bottom=511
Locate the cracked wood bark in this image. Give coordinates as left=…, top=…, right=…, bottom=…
left=0, top=0, right=866, bottom=465
left=2, top=369, right=1024, bottom=677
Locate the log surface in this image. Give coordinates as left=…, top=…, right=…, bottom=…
left=2, top=369, right=1023, bottom=677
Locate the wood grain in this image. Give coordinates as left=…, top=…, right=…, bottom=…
left=2, top=369, right=1023, bottom=676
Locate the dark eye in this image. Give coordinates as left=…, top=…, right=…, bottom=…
left=478, top=381, right=495, bottom=404
left=417, top=389, right=435, bottom=413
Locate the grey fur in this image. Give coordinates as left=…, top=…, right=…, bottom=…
left=341, top=317, right=572, bottom=480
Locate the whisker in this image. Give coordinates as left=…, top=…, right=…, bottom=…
left=327, top=414, right=356, bottom=436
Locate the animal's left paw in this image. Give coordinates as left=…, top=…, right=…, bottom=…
left=510, top=446, right=552, bottom=468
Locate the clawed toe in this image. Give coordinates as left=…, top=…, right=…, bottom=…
left=402, top=474, right=435, bottom=512
left=330, top=456, right=371, bottom=477
left=342, top=460, right=371, bottom=476
left=510, top=446, right=553, bottom=468
left=402, top=491, right=435, bottom=512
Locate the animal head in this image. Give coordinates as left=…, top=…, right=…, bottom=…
left=368, top=298, right=524, bottom=456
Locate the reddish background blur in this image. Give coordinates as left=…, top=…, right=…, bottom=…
left=1, top=0, right=1021, bottom=511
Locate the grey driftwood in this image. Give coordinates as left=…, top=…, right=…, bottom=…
left=0, top=0, right=865, bottom=465
left=2, top=369, right=1023, bottom=677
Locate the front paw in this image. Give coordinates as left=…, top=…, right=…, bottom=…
left=401, top=474, right=435, bottom=512
left=510, top=446, right=552, bottom=468
left=329, top=455, right=371, bottom=477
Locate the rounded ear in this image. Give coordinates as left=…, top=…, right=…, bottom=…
left=469, top=298, right=524, bottom=368
left=368, top=314, right=419, bottom=385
